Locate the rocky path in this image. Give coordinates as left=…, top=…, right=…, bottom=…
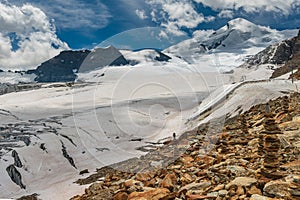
left=69, top=93, right=300, bottom=200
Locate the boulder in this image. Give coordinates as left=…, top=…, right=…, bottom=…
left=159, top=173, right=177, bottom=190
left=128, top=188, right=170, bottom=200
left=179, top=181, right=211, bottom=193
left=226, top=177, right=257, bottom=189
left=263, top=180, right=290, bottom=198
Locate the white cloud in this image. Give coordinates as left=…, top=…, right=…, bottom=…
left=217, top=9, right=234, bottom=19
left=192, top=29, right=214, bottom=40
left=146, top=0, right=206, bottom=36
left=194, top=0, right=300, bottom=15
left=0, top=2, right=69, bottom=70
left=162, top=1, right=204, bottom=28
left=6, top=0, right=112, bottom=30
left=135, top=9, right=148, bottom=20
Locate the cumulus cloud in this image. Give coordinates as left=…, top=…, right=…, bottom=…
left=194, top=0, right=300, bottom=15
left=135, top=9, right=148, bottom=20
left=217, top=10, right=234, bottom=19
left=6, top=0, right=112, bottom=30
left=146, top=0, right=208, bottom=36
left=0, top=2, right=69, bottom=70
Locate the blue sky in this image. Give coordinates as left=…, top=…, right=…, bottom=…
left=4, top=0, right=300, bottom=49
left=45, top=0, right=300, bottom=49
left=0, top=0, right=300, bottom=69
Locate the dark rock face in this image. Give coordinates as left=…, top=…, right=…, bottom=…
left=244, top=30, right=300, bottom=78
left=78, top=46, right=128, bottom=73
left=110, top=55, right=129, bottom=66
left=12, top=150, right=23, bottom=168
left=154, top=51, right=172, bottom=62
left=61, top=142, right=76, bottom=169
left=247, top=41, right=294, bottom=66
left=33, top=50, right=91, bottom=83
left=17, top=193, right=39, bottom=200
left=31, top=46, right=129, bottom=83
left=6, top=165, right=26, bottom=189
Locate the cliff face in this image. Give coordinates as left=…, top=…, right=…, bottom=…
left=288, top=31, right=300, bottom=80
left=71, top=93, right=300, bottom=200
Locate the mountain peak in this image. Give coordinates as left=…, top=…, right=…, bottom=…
left=228, top=18, right=254, bottom=26
left=226, top=18, right=258, bottom=31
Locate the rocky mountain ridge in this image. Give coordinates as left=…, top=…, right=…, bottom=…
left=244, top=30, right=300, bottom=79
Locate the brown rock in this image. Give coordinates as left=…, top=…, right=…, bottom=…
left=158, top=192, right=178, bottom=200
left=250, top=194, right=273, bottom=200
left=212, top=184, right=224, bottom=192
left=128, top=188, right=170, bottom=200
left=226, top=177, right=257, bottom=189
left=113, top=192, right=128, bottom=200
left=180, top=173, right=194, bottom=184
left=159, top=173, right=177, bottom=190
left=124, top=179, right=143, bottom=188
left=179, top=181, right=211, bottom=193
left=263, top=180, right=290, bottom=198
left=236, top=186, right=245, bottom=196
left=186, top=194, right=217, bottom=199
left=136, top=172, right=155, bottom=182
left=248, top=185, right=262, bottom=196
left=180, top=155, right=194, bottom=164
left=144, top=178, right=156, bottom=187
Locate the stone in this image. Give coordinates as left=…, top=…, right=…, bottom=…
left=186, top=194, right=217, bottom=199
left=159, top=173, right=177, bottom=190
left=124, top=179, right=143, bottom=188
left=227, top=165, right=246, bottom=174
left=136, top=172, right=155, bottom=182
left=113, top=192, right=128, bottom=200
left=236, top=186, right=245, bottom=196
left=248, top=185, right=262, bottom=195
left=180, top=155, right=194, bottom=163
left=226, top=177, right=257, bottom=189
left=128, top=188, right=170, bottom=200
left=180, top=173, right=194, bottom=184
left=263, top=180, right=290, bottom=198
left=179, top=181, right=211, bottom=193
left=250, top=194, right=272, bottom=200
left=144, top=178, right=156, bottom=187
left=212, top=184, right=224, bottom=192
left=218, top=190, right=228, bottom=197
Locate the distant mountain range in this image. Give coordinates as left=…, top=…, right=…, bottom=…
left=165, top=18, right=297, bottom=62
left=0, top=18, right=299, bottom=83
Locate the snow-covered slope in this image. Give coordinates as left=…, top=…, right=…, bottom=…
left=0, top=63, right=230, bottom=199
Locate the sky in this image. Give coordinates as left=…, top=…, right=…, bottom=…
left=0, top=0, right=300, bottom=70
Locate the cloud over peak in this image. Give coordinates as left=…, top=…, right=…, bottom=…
left=146, top=0, right=209, bottom=36
left=195, top=0, right=300, bottom=15
left=0, top=2, right=68, bottom=70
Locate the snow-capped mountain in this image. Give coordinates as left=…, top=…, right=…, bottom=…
left=244, top=31, right=300, bottom=66
left=165, top=18, right=297, bottom=66
left=241, top=30, right=300, bottom=79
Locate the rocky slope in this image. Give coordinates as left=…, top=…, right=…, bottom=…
left=69, top=92, right=300, bottom=200
left=244, top=30, right=300, bottom=79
